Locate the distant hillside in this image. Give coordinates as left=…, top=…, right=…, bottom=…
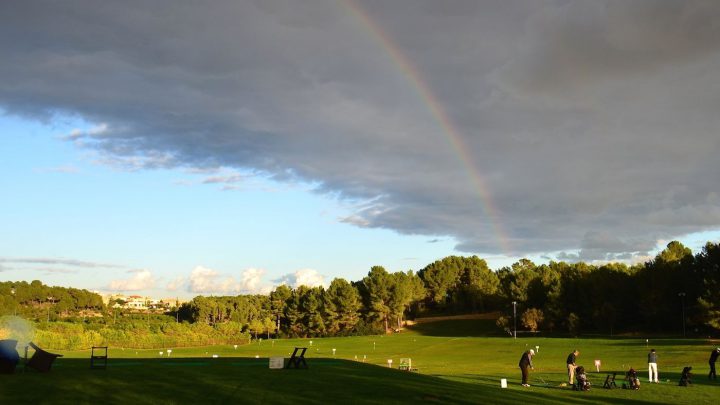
left=1, top=280, right=104, bottom=321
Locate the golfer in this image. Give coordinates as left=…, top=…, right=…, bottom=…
left=648, top=349, right=658, bottom=383
left=710, top=348, right=720, bottom=380
left=519, top=349, right=535, bottom=387
left=566, top=350, right=579, bottom=385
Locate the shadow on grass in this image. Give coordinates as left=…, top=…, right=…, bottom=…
left=603, top=339, right=710, bottom=347
left=0, top=357, right=691, bottom=404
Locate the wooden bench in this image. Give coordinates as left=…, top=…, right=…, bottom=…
left=285, top=347, right=308, bottom=369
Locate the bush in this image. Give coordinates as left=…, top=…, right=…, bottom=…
left=521, top=308, right=544, bottom=332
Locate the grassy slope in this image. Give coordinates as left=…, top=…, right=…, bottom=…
left=1, top=319, right=718, bottom=404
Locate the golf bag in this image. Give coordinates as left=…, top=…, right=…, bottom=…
left=574, top=366, right=590, bottom=391
left=679, top=366, right=692, bottom=386
left=624, top=368, right=640, bottom=390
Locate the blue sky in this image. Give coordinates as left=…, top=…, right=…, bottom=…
left=2, top=112, right=718, bottom=298
left=1, top=113, right=481, bottom=298
left=2, top=1, right=720, bottom=298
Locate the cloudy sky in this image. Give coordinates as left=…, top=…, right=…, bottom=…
left=2, top=0, right=719, bottom=298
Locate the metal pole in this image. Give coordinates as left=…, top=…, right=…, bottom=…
left=47, top=296, right=54, bottom=322
left=11, top=287, right=16, bottom=316
left=512, top=301, right=517, bottom=339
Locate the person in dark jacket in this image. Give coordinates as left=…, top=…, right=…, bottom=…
left=566, top=350, right=579, bottom=384
left=710, top=348, right=720, bottom=380
left=518, top=349, right=535, bottom=387
left=648, top=349, right=658, bottom=383
left=679, top=366, right=692, bottom=386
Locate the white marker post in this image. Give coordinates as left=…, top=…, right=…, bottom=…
left=387, top=359, right=393, bottom=368
left=535, top=345, right=539, bottom=353
left=332, top=348, right=336, bottom=357
left=234, top=344, right=238, bottom=350
left=594, top=360, right=601, bottom=372
left=159, top=351, right=163, bottom=356
left=167, top=349, right=172, bottom=357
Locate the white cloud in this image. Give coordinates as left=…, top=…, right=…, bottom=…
left=63, top=123, right=109, bottom=140
left=188, top=266, right=268, bottom=294
left=188, top=266, right=224, bottom=293
left=202, top=174, right=243, bottom=185
left=239, top=268, right=265, bottom=292
left=166, top=276, right=186, bottom=291
left=275, top=268, right=326, bottom=289
left=108, top=269, right=156, bottom=291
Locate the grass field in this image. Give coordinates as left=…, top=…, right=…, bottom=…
left=2, top=318, right=719, bottom=404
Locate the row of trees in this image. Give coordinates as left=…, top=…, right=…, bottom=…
left=0, top=314, right=249, bottom=350
left=0, top=280, right=104, bottom=321
left=4, top=240, right=720, bottom=343
left=179, top=241, right=720, bottom=337
left=493, top=241, right=720, bottom=335
left=179, top=267, right=425, bottom=338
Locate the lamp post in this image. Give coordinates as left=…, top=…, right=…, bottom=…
left=678, top=292, right=686, bottom=338
left=46, top=296, right=54, bottom=322
left=10, top=286, right=16, bottom=316
left=512, top=301, right=517, bottom=340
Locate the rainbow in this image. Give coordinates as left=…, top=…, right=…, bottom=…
left=344, top=0, right=512, bottom=254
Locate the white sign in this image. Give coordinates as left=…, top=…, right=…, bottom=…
left=500, top=378, right=508, bottom=388
left=269, top=357, right=284, bottom=369
left=387, top=359, right=393, bottom=367
left=594, top=359, right=601, bottom=372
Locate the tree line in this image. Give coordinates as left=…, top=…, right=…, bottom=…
left=3, top=240, right=720, bottom=346
left=178, top=241, right=720, bottom=337
left=0, top=280, right=104, bottom=321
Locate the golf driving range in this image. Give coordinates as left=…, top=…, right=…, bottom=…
left=1, top=317, right=717, bottom=404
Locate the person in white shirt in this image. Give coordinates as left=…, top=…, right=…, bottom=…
left=648, top=348, right=659, bottom=383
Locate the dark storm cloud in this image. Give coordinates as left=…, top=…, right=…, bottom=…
left=2, top=0, right=720, bottom=259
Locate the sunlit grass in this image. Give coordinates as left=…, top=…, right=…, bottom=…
left=2, top=319, right=718, bottom=404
